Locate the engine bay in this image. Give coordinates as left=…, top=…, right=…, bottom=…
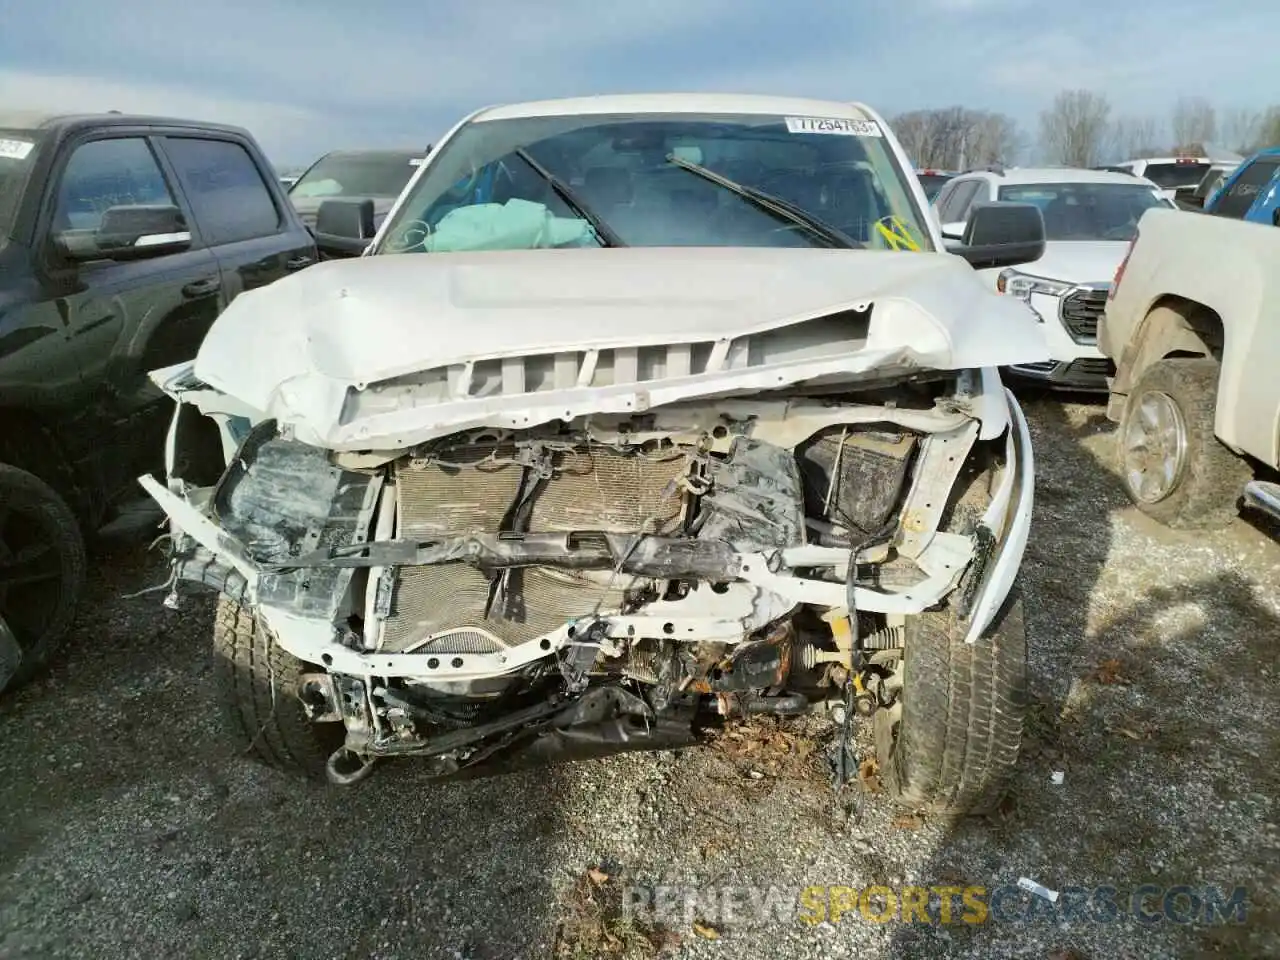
left=156, top=381, right=1006, bottom=782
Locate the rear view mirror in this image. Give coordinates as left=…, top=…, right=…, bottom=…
left=55, top=204, right=191, bottom=261
left=952, top=202, right=1045, bottom=270
left=313, top=198, right=376, bottom=257
left=1272, top=207, right=1280, bottom=227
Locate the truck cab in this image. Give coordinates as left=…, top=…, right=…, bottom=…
left=0, top=110, right=318, bottom=692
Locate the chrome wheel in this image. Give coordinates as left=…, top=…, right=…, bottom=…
left=1122, top=390, right=1189, bottom=503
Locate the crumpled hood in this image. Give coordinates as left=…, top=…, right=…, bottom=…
left=193, top=246, right=1049, bottom=450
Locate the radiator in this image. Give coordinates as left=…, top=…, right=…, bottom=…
left=380, top=439, right=688, bottom=651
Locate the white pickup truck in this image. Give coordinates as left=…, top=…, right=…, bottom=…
left=1099, top=207, right=1280, bottom=529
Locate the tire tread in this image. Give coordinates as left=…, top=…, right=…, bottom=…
left=211, top=595, right=339, bottom=779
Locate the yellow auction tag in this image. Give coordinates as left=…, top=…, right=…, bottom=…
left=874, top=216, right=922, bottom=251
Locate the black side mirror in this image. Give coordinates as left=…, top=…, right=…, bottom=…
left=55, top=204, right=191, bottom=262
left=1272, top=206, right=1280, bottom=227
left=953, top=201, right=1045, bottom=270
left=313, top=198, right=376, bottom=256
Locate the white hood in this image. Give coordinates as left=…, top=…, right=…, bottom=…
left=193, top=247, right=1049, bottom=450
left=1016, top=240, right=1128, bottom=286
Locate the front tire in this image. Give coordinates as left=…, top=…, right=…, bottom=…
left=0, top=464, right=87, bottom=694
left=212, top=596, right=343, bottom=779
left=1117, top=358, right=1252, bottom=529
left=876, top=588, right=1027, bottom=815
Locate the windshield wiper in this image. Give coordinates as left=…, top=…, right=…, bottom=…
left=665, top=154, right=863, bottom=249
left=513, top=148, right=625, bottom=248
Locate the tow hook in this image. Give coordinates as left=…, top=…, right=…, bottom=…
left=325, top=747, right=377, bottom=786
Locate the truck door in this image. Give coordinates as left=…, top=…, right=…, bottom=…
left=32, top=132, right=223, bottom=494
left=158, top=135, right=316, bottom=304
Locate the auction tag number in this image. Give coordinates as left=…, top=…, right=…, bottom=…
left=785, top=117, right=882, bottom=137
left=0, top=139, right=34, bottom=160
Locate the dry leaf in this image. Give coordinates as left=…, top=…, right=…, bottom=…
left=587, top=867, right=609, bottom=886
left=892, top=813, right=924, bottom=830
left=1092, top=658, right=1131, bottom=685
left=858, top=756, right=883, bottom=793
left=691, top=921, right=721, bottom=940
left=1115, top=727, right=1145, bottom=741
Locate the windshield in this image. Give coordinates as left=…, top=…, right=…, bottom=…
left=996, top=182, right=1169, bottom=241
left=377, top=111, right=932, bottom=254
left=0, top=129, right=43, bottom=240
left=289, top=151, right=422, bottom=200
left=1141, top=161, right=1211, bottom=190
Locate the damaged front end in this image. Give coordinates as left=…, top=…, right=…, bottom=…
left=142, top=354, right=1033, bottom=790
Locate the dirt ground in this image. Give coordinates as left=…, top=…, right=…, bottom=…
left=1, top=396, right=1278, bottom=960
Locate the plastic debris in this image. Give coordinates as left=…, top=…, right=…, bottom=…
left=1017, top=877, right=1060, bottom=903
left=1050, top=771, right=1065, bottom=785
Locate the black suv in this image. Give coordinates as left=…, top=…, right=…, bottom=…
left=0, top=111, right=318, bottom=691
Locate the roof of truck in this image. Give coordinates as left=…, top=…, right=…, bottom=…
left=0, top=111, right=249, bottom=137
left=472, top=93, right=882, bottom=123
left=985, top=167, right=1154, bottom=185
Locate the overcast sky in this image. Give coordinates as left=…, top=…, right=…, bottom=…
left=1, top=0, right=1274, bottom=166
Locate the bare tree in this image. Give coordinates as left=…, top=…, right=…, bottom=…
left=889, top=107, right=1021, bottom=170
left=890, top=110, right=944, bottom=168
left=1039, top=90, right=1112, bottom=166
left=1171, top=97, right=1217, bottom=153
left=1258, top=106, right=1280, bottom=149
left=967, top=111, right=1024, bottom=167
left=1109, top=115, right=1162, bottom=161
left=1219, top=107, right=1261, bottom=153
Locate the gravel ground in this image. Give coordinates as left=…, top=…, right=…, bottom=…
left=2, top=396, right=1278, bottom=960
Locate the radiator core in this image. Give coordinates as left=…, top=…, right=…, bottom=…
left=381, top=440, right=687, bottom=651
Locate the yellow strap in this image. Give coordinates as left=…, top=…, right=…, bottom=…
left=874, top=216, right=922, bottom=252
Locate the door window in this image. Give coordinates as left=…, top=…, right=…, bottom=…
left=1211, top=158, right=1280, bottom=220
left=938, top=179, right=981, bottom=225
left=164, top=137, right=281, bottom=245
left=931, top=179, right=958, bottom=212
left=54, top=137, right=177, bottom=233
left=952, top=179, right=990, bottom=222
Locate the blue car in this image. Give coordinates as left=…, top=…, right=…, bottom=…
left=1204, top=146, right=1280, bottom=222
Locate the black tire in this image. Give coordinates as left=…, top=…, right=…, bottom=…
left=877, top=587, right=1027, bottom=815
left=212, top=595, right=343, bottom=779
left=1117, top=358, right=1252, bottom=530
left=0, top=464, right=87, bottom=693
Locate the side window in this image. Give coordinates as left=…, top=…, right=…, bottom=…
left=931, top=180, right=957, bottom=212
left=163, top=137, right=281, bottom=245
left=938, top=179, right=980, bottom=224
left=54, top=137, right=177, bottom=233
left=953, top=179, right=991, bottom=222
left=1211, top=158, right=1280, bottom=219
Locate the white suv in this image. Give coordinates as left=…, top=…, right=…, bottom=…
left=932, top=166, right=1174, bottom=391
